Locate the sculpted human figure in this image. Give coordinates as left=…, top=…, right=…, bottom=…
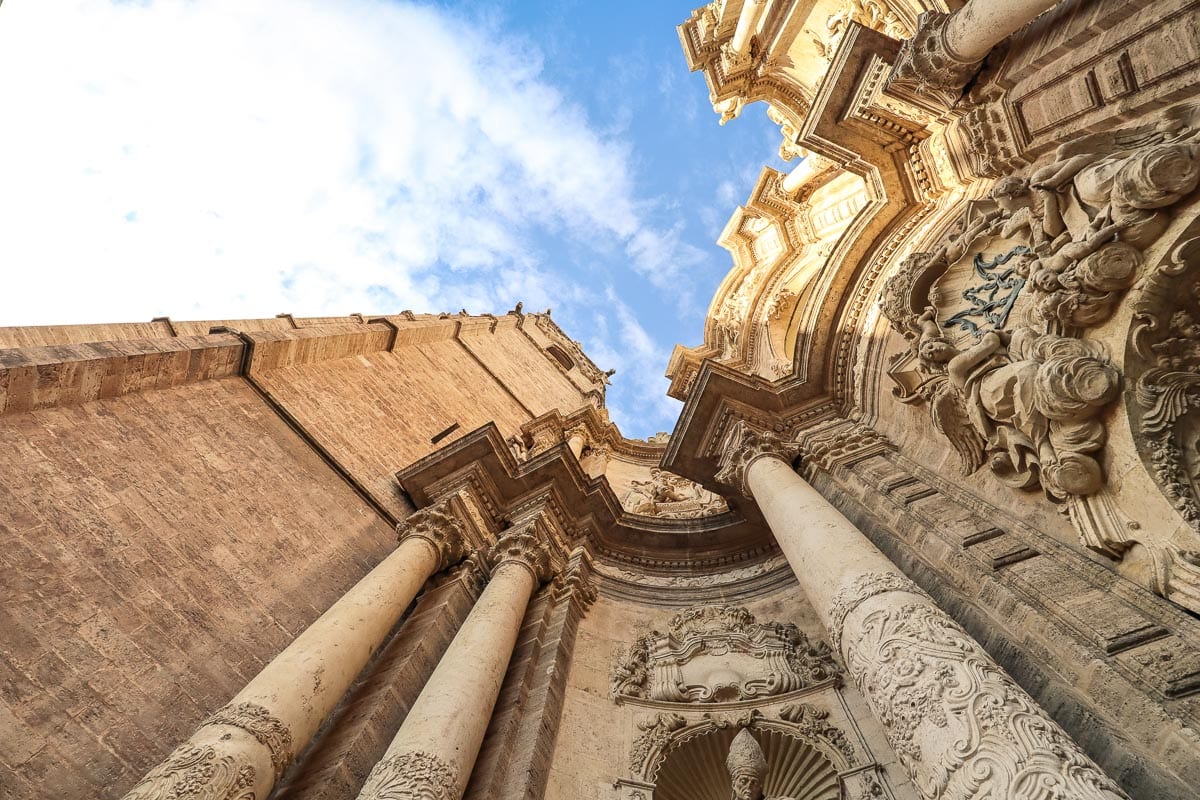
left=726, top=729, right=796, bottom=800
left=916, top=308, right=1119, bottom=497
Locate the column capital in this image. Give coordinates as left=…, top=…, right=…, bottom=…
left=398, top=501, right=469, bottom=572
left=489, top=530, right=554, bottom=584
left=714, top=420, right=801, bottom=498
left=359, top=750, right=458, bottom=799
left=886, top=10, right=982, bottom=108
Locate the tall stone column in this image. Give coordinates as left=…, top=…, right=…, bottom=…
left=121, top=503, right=468, bottom=800
left=888, top=0, right=1060, bottom=105
left=356, top=528, right=555, bottom=800
left=715, top=421, right=1129, bottom=800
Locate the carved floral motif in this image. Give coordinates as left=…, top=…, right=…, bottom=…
left=886, top=11, right=982, bottom=108
left=778, top=703, right=856, bottom=765
left=628, top=712, right=687, bottom=773
left=489, top=530, right=553, bottom=583
left=204, top=702, right=293, bottom=779
left=842, top=599, right=1128, bottom=799
left=621, top=468, right=729, bottom=519
left=610, top=604, right=837, bottom=703
left=122, top=744, right=256, bottom=800
left=357, top=751, right=459, bottom=800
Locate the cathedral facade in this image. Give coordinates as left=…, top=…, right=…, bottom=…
left=3, top=1, right=1200, bottom=798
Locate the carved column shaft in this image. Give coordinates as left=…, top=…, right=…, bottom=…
left=122, top=505, right=467, bottom=800
left=566, top=429, right=587, bottom=460
left=357, top=530, right=553, bottom=800
left=730, top=0, right=768, bottom=55
left=723, top=430, right=1128, bottom=800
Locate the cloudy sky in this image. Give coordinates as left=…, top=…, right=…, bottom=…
left=0, top=0, right=786, bottom=437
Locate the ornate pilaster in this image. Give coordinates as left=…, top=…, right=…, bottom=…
left=358, top=751, right=459, bottom=800
left=399, top=501, right=469, bottom=572
left=713, top=419, right=800, bottom=498
left=886, top=11, right=982, bottom=108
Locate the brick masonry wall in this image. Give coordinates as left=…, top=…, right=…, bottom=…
left=0, top=377, right=396, bottom=798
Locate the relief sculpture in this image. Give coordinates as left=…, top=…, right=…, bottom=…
left=610, top=604, right=836, bottom=703
left=621, top=468, right=729, bottom=519
left=881, top=102, right=1200, bottom=567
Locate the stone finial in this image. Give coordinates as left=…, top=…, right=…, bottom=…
left=714, top=420, right=801, bottom=498
left=886, top=11, right=982, bottom=107
left=398, top=501, right=469, bottom=572
left=489, top=530, right=553, bottom=584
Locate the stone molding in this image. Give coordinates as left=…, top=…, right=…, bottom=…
left=886, top=10, right=982, bottom=108
left=204, top=702, right=294, bottom=779
left=714, top=420, right=801, bottom=498
left=397, top=501, right=469, bottom=573
left=488, top=530, right=554, bottom=584
left=357, top=750, right=459, bottom=800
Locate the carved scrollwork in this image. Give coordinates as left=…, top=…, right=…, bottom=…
left=621, top=468, right=729, bottom=519
left=358, top=750, right=459, bottom=800
left=715, top=420, right=801, bottom=498
left=398, top=501, right=469, bottom=572
left=778, top=703, right=856, bottom=765
left=610, top=604, right=837, bottom=703
left=842, top=599, right=1127, bottom=799
left=828, top=571, right=925, bottom=651
left=488, top=530, right=553, bottom=583
left=629, top=712, right=688, bottom=773
left=204, top=702, right=293, bottom=779
left=122, top=744, right=256, bottom=800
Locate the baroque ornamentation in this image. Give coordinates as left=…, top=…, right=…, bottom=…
left=628, top=712, right=688, bottom=773
left=609, top=604, right=837, bottom=703
left=886, top=11, right=982, bottom=107
left=399, top=501, right=469, bottom=572
left=489, top=530, right=553, bottom=583
left=843, top=600, right=1128, bottom=799
left=778, top=703, right=856, bottom=765
left=204, top=702, right=293, bottom=778
left=715, top=420, right=801, bottom=498
left=357, top=751, right=459, bottom=800
left=828, top=571, right=924, bottom=651
left=621, top=467, right=729, bottom=519
left=122, top=744, right=256, bottom=800
left=880, top=104, right=1200, bottom=508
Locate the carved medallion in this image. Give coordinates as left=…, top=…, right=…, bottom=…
left=610, top=604, right=837, bottom=703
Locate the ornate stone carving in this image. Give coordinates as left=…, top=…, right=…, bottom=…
left=715, top=420, right=801, bottom=498
left=121, top=744, right=256, bottom=800
left=815, top=0, right=910, bottom=64
left=778, top=703, right=856, bottom=765
left=880, top=103, right=1200, bottom=550
left=629, top=712, right=687, bottom=773
left=488, top=530, right=553, bottom=583
left=398, top=501, right=469, bottom=572
left=886, top=11, right=982, bottom=108
left=621, top=468, right=729, bottom=518
left=204, top=702, right=293, bottom=778
left=842, top=599, right=1128, bottom=799
left=357, top=751, right=459, bottom=800
left=1127, top=232, right=1200, bottom=609
left=609, top=604, right=837, bottom=702
left=828, top=571, right=925, bottom=651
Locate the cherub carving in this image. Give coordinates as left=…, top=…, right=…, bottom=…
left=914, top=309, right=1120, bottom=498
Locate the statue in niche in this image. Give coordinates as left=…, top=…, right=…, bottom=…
left=726, top=729, right=796, bottom=800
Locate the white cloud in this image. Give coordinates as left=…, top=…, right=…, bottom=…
left=0, top=0, right=704, bottom=434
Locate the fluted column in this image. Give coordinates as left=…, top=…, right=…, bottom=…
left=888, top=0, right=1060, bottom=106
left=716, top=421, right=1128, bottom=800
left=357, top=529, right=554, bottom=800
left=121, top=503, right=468, bottom=800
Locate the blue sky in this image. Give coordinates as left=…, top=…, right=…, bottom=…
left=0, top=0, right=787, bottom=437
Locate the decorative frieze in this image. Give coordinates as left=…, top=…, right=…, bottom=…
left=621, top=468, right=729, bottom=519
